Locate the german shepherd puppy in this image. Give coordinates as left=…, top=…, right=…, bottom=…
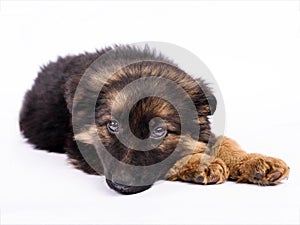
left=20, top=45, right=289, bottom=194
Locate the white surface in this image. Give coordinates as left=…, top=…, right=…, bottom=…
left=1, top=1, right=300, bottom=224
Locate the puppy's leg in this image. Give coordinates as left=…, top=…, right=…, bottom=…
left=212, top=136, right=290, bottom=185
left=166, top=153, right=229, bottom=184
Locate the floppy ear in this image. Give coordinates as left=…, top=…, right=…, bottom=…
left=207, top=94, right=217, bottom=115
left=194, top=78, right=217, bottom=116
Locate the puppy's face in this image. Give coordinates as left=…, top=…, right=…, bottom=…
left=81, top=62, right=216, bottom=194
left=97, top=95, right=181, bottom=194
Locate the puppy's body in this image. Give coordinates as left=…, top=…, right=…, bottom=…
left=20, top=46, right=289, bottom=194
left=20, top=50, right=108, bottom=175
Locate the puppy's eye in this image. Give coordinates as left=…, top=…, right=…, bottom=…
left=151, top=126, right=167, bottom=139
left=107, top=120, right=119, bottom=133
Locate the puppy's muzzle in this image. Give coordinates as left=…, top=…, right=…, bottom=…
left=106, top=179, right=152, bottom=195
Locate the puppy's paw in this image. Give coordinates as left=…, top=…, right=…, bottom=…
left=178, top=156, right=229, bottom=185
left=236, top=154, right=290, bottom=185
left=195, top=158, right=229, bottom=184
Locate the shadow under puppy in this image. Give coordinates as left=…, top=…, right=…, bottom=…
left=19, top=45, right=290, bottom=194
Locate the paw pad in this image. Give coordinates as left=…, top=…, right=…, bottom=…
left=254, top=173, right=263, bottom=180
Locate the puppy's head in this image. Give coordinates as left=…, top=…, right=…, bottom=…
left=73, top=48, right=216, bottom=194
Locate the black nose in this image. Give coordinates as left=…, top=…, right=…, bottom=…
left=106, top=179, right=152, bottom=195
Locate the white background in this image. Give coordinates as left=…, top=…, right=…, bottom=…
left=1, top=1, right=300, bottom=224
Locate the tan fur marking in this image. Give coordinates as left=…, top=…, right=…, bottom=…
left=198, top=116, right=207, bottom=125
left=74, top=125, right=98, bottom=144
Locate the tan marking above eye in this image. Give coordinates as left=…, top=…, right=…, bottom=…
left=74, top=125, right=98, bottom=144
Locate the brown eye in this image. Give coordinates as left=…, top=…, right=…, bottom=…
left=107, top=120, right=119, bottom=133
left=151, top=126, right=167, bottom=139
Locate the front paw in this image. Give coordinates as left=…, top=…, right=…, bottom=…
left=178, top=156, right=229, bottom=185
left=236, top=154, right=290, bottom=185
left=195, top=158, right=229, bottom=184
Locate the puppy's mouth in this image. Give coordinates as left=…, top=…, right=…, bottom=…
left=106, top=179, right=152, bottom=195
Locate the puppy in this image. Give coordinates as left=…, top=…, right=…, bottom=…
left=20, top=45, right=290, bottom=194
